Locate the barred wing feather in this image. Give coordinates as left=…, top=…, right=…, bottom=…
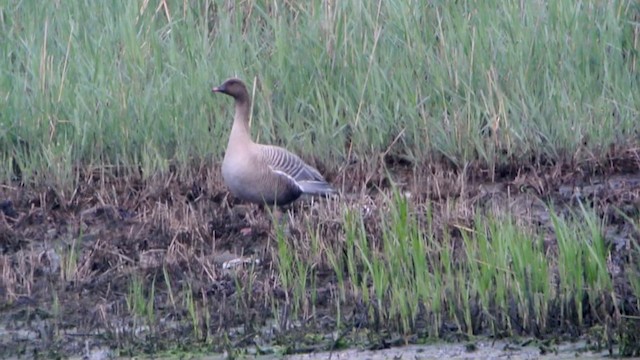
left=261, top=145, right=336, bottom=196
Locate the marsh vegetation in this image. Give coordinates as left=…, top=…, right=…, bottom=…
left=1, top=0, right=639, bottom=358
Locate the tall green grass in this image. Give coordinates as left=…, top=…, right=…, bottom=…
left=551, top=203, right=613, bottom=326
left=463, top=214, right=550, bottom=334
left=1, top=1, right=639, bottom=183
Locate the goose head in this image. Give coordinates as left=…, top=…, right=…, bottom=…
left=212, top=78, right=249, bottom=103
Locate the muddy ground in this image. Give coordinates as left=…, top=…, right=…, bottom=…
left=1, top=154, right=640, bottom=358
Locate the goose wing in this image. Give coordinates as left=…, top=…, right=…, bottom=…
left=260, top=145, right=336, bottom=196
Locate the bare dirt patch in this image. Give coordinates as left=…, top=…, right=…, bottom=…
left=1, top=154, right=640, bottom=358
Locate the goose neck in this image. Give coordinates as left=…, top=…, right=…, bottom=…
left=228, top=99, right=253, bottom=146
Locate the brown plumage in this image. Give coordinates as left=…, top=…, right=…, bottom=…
left=212, top=78, right=336, bottom=206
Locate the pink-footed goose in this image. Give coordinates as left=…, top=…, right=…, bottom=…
left=212, top=78, right=336, bottom=207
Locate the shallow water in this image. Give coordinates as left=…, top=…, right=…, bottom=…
left=1, top=320, right=611, bottom=360
left=0, top=319, right=616, bottom=360
left=282, top=341, right=612, bottom=360
left=165, top=340, right=613, bottom=360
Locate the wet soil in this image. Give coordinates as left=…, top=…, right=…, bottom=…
left=1, top=155, right=640, bottom=358
left=271, top=339, right=615, bottom=360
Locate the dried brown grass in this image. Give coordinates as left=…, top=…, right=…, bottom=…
left=0, top=153, right=639, bottom=355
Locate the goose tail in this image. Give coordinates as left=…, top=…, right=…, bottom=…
left=298, top=180, right=338, bottom=197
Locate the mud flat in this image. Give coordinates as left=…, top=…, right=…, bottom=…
left=1, top=159, right=640, bottom=358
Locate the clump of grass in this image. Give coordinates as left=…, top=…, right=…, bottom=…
left=272, top=215, right=318, bottom=328
left=183, top=281, right=201, bottom=340
left=462, top=213, right=550, bottom=335
left=162, top=264, right=177, bottom=311
left=613, top=208, right=640, bottom=311
left=307, top=190, right=453, bottom=335
left=126, top=273, right=157, bottom=331
left=550, top=203, right=613, bottom=326
left=59, top=237, right=79, bottom=282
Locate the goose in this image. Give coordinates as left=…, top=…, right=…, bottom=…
left=211, top=78, right=337, bottom=208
